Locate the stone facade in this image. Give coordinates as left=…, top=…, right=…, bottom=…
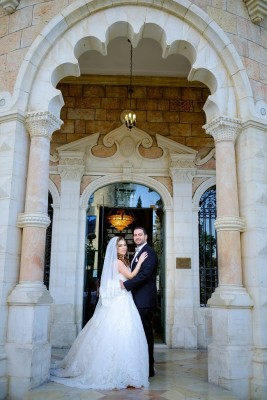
left=0, top=1, right=266, bottom=400
left=53, top=81, right=212, bottom=154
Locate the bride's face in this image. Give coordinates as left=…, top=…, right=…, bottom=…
left=117, top=240, right=127, bottom=257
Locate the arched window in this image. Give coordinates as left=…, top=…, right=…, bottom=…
left=44, top=192, right=53, bottom=289
left=198, top=186, right=218, bottom=306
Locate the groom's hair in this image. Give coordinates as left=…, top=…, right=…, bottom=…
left=133, top=226, right=147, bottom=236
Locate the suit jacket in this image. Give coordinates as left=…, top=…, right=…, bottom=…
left=123, top=243, right=158, bottom=309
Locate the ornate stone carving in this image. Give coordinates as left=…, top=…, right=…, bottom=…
left=214, top=216, right=246, bottom=232
left=169, top=153, right=197, bottom=182
left=50, top=153, right=60, bottom=163
left=195, top=148, right=216, bottom=166
left=170, top=159, right=196, bottom=169
left=170, top=168, right=196, bottom=183
left=204, top=116, right=242, bottom=143
left=120, top=136, right=135, bottom=157
left=26, top=111, right=62, bottom=141
left=0, top=0, right=19, bottom=14
left=58, top=165, right=84, bottom=180
left=17, top=212, right=50, bottom=228
left=103, top=124, right=153, bottom=150
left=243, top=0, right=267, bottom=24
left=58, top=150, right=85, bottom=181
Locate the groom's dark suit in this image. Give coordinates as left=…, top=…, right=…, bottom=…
left=123, top=243, right=158, bottom=376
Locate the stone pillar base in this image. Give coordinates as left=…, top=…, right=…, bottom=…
left=0, top=350, right=7, bottom=400
left=251, top=380, right=267, bottom=400
left=7, top=281, right=53, bottom=305
left=208, top=285, right=253, bottom=400
left=208, top=343, right=252, bottom=399
left=208, top=284, right=253, bottom=308
left=6, top=282, right=53, bottom=399
left=251, top=349, right=267, bottom=400
left=6, top=342, right=51, bottom=400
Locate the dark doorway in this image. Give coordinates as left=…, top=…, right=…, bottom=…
left=82, top=183, right=165, bottom=342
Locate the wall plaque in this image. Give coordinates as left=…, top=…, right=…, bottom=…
left=176, top=257, right=191, bottom=269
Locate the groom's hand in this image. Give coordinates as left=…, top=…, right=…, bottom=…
left=119, top=280, right=125, bottom=289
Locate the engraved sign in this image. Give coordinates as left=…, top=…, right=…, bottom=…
left=176, top=258, right=191, bottom=269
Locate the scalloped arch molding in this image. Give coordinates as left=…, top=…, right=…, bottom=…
left=0, top=0, right=256, bottom=123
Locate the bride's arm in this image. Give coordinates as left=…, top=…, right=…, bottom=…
left=118, top=252, right=148, bottom=279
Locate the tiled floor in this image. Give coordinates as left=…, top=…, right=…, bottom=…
left=23, top=345, right=241, bottom=399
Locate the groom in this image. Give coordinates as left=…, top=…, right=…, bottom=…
left=122, top=226, right=158, bottom=378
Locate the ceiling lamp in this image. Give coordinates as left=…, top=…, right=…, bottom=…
left=125, top=40, right=136, bottom=130
left=107, top=209, right=135, bottom=232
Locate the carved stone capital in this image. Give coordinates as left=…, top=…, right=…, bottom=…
left=58, top=150, right=85, bottom=181
left=170, top=168, right=196, bottom=183
left=169, top=154, right=197, bottom=183
left=214, top=216, right=246, bottom=232
left=204, top=116, right=242, bottom=143
left=58, top=165, right=84, bottom=180
left=244, top=0, right=267, bottom=24
left=26, top=111, right=62, bottom=141
left=170, top=159, right=196, bottom=169
left=17, top=212, right=50, bottom=228
left=0, top=0, right=19, bottom=14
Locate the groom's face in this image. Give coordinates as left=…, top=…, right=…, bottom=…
left=133, top=229, right=147, bottom=246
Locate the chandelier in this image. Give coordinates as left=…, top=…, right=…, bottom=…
left=107, top=209, right=135, bottom=231
left=125, top=40, right=136, bottom=130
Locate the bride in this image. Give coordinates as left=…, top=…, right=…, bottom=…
left=50, top=236, right=149, bottom=389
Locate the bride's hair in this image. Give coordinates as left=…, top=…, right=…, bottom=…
left=116, top=236, right=130, bottom=266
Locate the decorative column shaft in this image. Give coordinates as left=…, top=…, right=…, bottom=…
left=204, top=116, right=246, bottom=289
left=169, top=154, right=198, bottom=348
left=204, top=116, right=253, bottom=400
left=49, top=150, right=85, bottom=348
left=18, top=111, right=62, bottom=283
left=6, top=111, right=62, bottom=399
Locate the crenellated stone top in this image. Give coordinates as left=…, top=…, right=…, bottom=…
left=0, top=0, right=19, bottom=14
left=243, top=0, right=267, bottom=24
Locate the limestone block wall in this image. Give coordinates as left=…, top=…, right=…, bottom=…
left=52, top=82, right=212, bottom=155
left=0, top=0, right=266, bottom=105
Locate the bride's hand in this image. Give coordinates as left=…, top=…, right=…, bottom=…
left=139, top=251, right=148, bottom=264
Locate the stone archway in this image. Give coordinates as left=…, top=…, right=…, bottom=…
left=3, top=1, right=258, bottom=399
left=1, top=0, right=254, bottom=122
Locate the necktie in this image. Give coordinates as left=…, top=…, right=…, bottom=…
left=131, top=248, right=139, bottom=270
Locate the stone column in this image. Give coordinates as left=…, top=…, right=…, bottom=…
left=49, top=150, right=85, bottom=348
left=169, top=154, right=198, bottom=348
left=237, top=118, right=267, bottom=400
left=6, top=111, right=62, bottom=399
left=204, top=116, right=253, bottom=399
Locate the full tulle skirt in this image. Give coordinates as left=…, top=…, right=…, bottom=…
left=50, top=290, right=149, bottom=389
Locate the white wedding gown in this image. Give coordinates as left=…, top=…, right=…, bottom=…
left=50, top=273, right=149, bottom=389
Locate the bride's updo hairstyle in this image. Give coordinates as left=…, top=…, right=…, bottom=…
left=116, top=236, right=130, bottom=266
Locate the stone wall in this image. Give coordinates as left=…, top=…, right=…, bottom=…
left=52, top=81, right=212, bottom=155
left=0, top=0, right=266, bottom=103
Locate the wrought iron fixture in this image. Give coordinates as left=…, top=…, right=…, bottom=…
left=125, top=40, right=136, bottom=130
left=107, top=209, right=135, bottom=231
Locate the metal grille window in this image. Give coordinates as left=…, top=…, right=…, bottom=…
left=44, top=192, right=53, bottom=289
left=198, top=186, right=218, bottom=306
